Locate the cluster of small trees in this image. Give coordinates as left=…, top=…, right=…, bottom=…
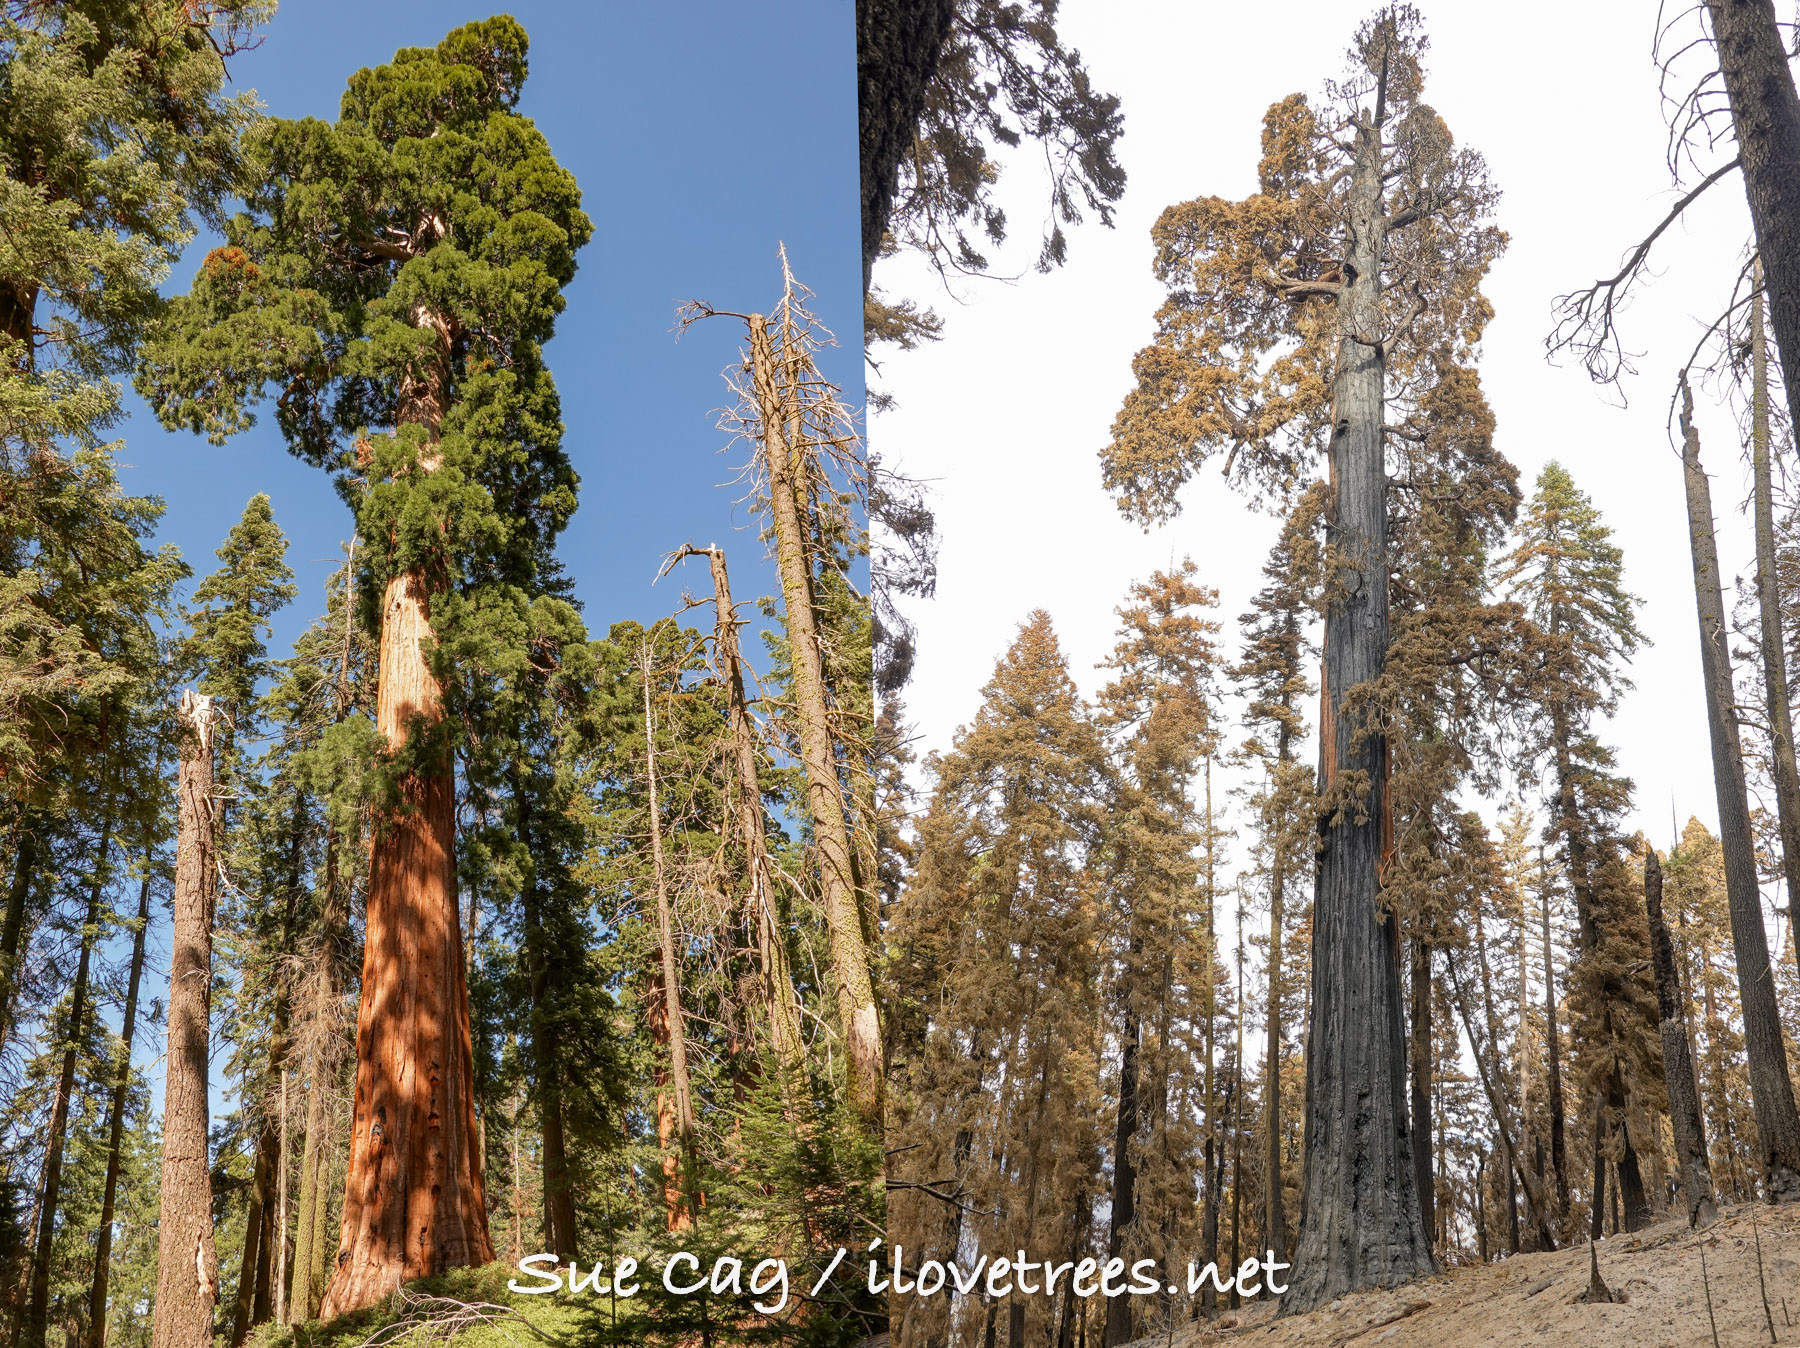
left=3, top=6, right=880, bottom=1347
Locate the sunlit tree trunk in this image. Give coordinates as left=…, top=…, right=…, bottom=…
left=152, top=691, right=220, bottom=1348
left=323, top=332, right=493, bottom=1314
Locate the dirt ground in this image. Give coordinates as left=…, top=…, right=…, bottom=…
left=1129, top=1200, right=1800, bottom=1348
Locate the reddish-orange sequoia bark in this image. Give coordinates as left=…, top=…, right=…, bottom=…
left=318, top=570, right=492, bottom=1315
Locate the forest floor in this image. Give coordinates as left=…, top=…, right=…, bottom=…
left=1128, top=1199, right=1800, bottom=1348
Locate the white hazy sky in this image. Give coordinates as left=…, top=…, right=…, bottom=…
left=872, top=0, right=1783, bottom=928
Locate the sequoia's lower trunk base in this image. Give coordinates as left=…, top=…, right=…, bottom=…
left=319, top=572, right=491, bottom=1318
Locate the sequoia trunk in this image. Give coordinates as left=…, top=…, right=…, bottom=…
left=319, top=566, right=492, bottom=1314
left=1284, top=101, right=1434, bottom=1314
left=152, top=692, right=220, bottom=1348
left=1678, top=377, right=1800, bottom=1201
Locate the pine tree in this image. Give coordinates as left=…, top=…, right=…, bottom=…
left=137, top=18, right=594, bottom=1307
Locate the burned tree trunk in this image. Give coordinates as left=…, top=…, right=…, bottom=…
left=1748, top=262, right=1800, bottom=977
left=1678, top=375, right=1800, bottom=1201
left=1103, top=966, right=1140, bottom=1347
left=747, top=311, right=884, bottom=1134
left=1644, top=851, right=1718, bottom=1226
left=1538, top=852, right=1569, bottom=1221
left=152, top=691, right=220, bottom=1348
left=1707, top=0, right=1800, bottom=439
left=1284, top=99, right=1434, bottom=1314
left=1265, top=815, right=1289, bottom=1268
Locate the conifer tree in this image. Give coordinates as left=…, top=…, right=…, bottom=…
left=1100, top=8, right=1502, bottom=1307
left=1501, top=460, right=1661, bottom=1236
left=888, top=613, right=1110, bottom=1348
left=1095, top=563, right=1221, bottom=1345
left=1676, top=376, right=1800, bottom=1200
left=1228, top=497, right=1320, bottom=1274
left=137, top=18, right=593, bottom=1307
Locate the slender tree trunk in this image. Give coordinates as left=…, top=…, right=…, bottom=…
left=747, top=312, right=883, bottom=1132
left=230, top=1130, right=277, bottom=1345
left=0, top=816, right=38, bottom=1055
left=1230, top=934, right=1245, bottom=1309
left=1286, top=97, right=1433, bottom=1315
left=1679, top=377, right=1800, bottom=1201
left=1102, top=953, right=1139, bottom=1347
left=322, top=319, right=492, bottom=1316
left=1644, top=852, right=1718, bottom=1226
left=1706, top=0, right=1800, bottom=440
left=153, top=692, right=220, bottom=1348
left=1409, top=935, right=1433, bottom=1250
left=26, top=795, right=112, bottom=1348
left=86, top=834, right=153, bottom=1348
left=1749, top=262, right=1800, bottom=978
left=702, top=546, right=805, bottom=1073
left=643, top=649, right=697, bottom=1224
left=275, top=1069, right=289, bottom=1327
left=1264, top=791, right=1288, bottom=1268
left=1538, top=850, right=1569, bottom=1221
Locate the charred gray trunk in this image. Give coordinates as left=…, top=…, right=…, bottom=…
left=1284, top=103, right=1434, bottom=1315
left=1102, top=952, right=1139, bottom=1348
left=1678, top=376, right=1800, bottom=1201
left=1409, top=935, right=1433, bottom=1249
left=1706, top=0, right=1800, bottom=442
left=1644, top=851, right=1719, bottom=1226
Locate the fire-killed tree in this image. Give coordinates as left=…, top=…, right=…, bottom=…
left=1099, top=6, right=1501, bottom=1310
left=136, top=17, right=593, bottom=1310
left=1676, top=376, right=1800, bottom=1201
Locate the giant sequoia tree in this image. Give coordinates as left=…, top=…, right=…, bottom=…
left=1100, top=7, right=1500, bottom=1309
left=137, top=17, right=592, bottom=1310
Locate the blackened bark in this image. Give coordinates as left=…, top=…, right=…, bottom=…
left=152, top=691, right=219, bottom=1348
left=1284, top=101, right=1434, bottom=1314
left=1644, top=852, right=1719, bottom=1226
left=857, top=0, right=959, bottom=292
left=1679, top=377, right=1800, bottom=1201
left=1539, top=854, right=1569, bottom=1221
left=1102, top=971, right=1139, bottom=1347
left=1748, top=264, right=1800, bottom=978
left=1265, top=739, right=1289, bottom=1266
left=1706, top=0, right=1800, bottom=446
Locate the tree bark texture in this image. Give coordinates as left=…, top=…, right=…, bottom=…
left=152, top=691, right=219, bottom=1348
left=1539, top=863, right=1569, bottom=1221
left=1679, top=378, right=1800, bottom=1201
left=1409, top=935, right=1433, bottom=1250
left=320, top=568, right=492, bottom=1316
left=1285, top=105, right=1434, bottom=1314
left=1643, top=851, right=1719, bottom=1227
left=1103, top=978, right=1139, bottom=1347
left=1707, top=0, right=1800, bottom=444
left=1265, top=802, right=1288, bottom=1268
left=748, top=313, right=884, bottom=1133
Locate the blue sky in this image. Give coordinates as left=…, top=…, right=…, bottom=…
left=121, top=0, right=863, bottom=655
